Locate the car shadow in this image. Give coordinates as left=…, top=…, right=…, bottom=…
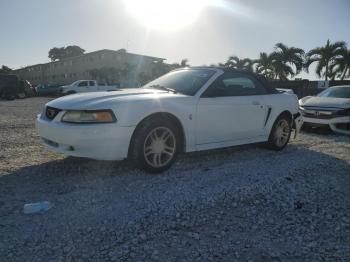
left=1, top=141, right=348, bottom=199
left=1, top=140, right=350, bottom=262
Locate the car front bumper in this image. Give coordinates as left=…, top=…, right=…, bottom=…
left=36, top=115, right=136, bottom=160
left=302, top=116, right=350, bottom=135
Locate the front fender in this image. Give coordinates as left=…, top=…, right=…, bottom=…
left=293, top=112, right=303, bottom=138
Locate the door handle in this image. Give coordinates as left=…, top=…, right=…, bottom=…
left=252, top=101, right=260, bottom=105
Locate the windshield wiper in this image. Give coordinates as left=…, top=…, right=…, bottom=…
left=148, top=84, right=177, bottom=94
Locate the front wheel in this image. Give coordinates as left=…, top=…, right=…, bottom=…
left=130, top=119, right=180, bottom=173
left=267, top=115, right=292, bottom=150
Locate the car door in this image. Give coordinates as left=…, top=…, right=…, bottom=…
left=76, top=81, right=89, bottom=92
left=89, top=81, right=97, bottom=91
left=196, top=72, right=268, bottom=145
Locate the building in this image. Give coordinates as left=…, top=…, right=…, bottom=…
left=13, top=49, right=165, bottom=86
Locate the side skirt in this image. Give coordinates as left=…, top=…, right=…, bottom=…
left=193, top=136, right=268, bottom=152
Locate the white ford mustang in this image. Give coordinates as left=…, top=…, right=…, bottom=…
left=37, top=67, right=302, bottom=172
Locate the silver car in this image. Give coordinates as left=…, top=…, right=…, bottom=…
left=299, top=85, right=350, bottom=135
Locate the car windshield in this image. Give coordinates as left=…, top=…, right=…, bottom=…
left=142, top=69, right=216, bottom=96
left=318, top=86, right=350, bottom=98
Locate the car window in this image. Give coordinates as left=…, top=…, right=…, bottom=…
left=78, top=81, right=88, bottom=87
left=202, top=73, right=266, bottom=97
left=143, top=69, right=216, bottom=96
left=318, top=86, right=350, bottom=98
left=89, top=81, right=96, bottom=86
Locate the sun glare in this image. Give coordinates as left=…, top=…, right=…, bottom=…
left=124, top=0, right=207, bottom=30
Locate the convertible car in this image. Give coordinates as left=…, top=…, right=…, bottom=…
left=299, top=85, right=350, bottom=135
left=37, top=67, right=302, bottom=172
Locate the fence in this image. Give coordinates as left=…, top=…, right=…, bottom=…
left=269, top=80, right=350, bottom=98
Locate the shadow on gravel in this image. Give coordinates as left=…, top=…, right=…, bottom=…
left=1, top=142, right=350, bottom=261
left=1, top=142, right=349, bottom=209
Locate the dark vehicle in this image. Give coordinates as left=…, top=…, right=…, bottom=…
left=19, top=80, right=35, bottom=97
left=0, top=75, right=34, bottom=99
left=35, top=84, right=61, bottom=96
left=0, top=74, right=20, bottom=100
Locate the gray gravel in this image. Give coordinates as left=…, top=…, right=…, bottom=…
left=0, top=97, right=350, bottom=261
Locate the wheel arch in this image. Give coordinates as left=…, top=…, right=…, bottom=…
left=278, top=110, right=293, bottom=123
left=127, top=112, right=186, bottom=158
left=269, top=110, right=293, bottom=135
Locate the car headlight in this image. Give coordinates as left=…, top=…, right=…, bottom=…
left=62, top=110, right=116, bottom=123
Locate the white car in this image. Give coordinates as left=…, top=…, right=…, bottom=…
left=299, top=85, right=350, bottom=135
left=37, top=67, right=302, bottom=172
left=59, top=80, right=119, bottom=95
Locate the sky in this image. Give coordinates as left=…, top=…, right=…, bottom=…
left=0, top=0, right=349, bottom=80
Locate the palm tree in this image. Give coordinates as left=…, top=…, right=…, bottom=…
left=171, top=58, right=190, bottom=69
left=180, top=58, right=190, bottom=67
left=255, top=52, right=274, bottom=78
left=331, top=48, right=350, bottom=80
left=270, top=43, right=305, bottom=80
left=305, top=39, right=346, bottom=80
left=225, top=56, right=254, bottom=71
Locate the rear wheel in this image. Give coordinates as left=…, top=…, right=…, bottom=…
left=267, top=115, right=291, bottom=150
left=130, top=119, right=180, bottom=173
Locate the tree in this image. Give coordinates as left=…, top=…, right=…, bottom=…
left=171, top=58, right=190, bottom=69
left=270, top=43, right=305, bottom=80
left=0, top=65, right=12, bottom=74
left=255, top=52, right=274, bottom=79
left=224, top=56, right=254, bottom=71
left=331, top=48, right=350, bottom=80
left=305, top=39, right=346, bottom=80
left=48, top=45, right=85, bottom=61
left=180, top=58, right=190, bottom=67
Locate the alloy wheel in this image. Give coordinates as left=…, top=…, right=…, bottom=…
left=143, top=127, right=176, bottom=168
left=274, top=119, right=290, bottom=147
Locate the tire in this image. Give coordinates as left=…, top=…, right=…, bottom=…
left=66, top=91, right=76, bottom=95
left=267, top=114, right=292, bottom=150
left=130, top=118, right=180, bottom=173
left=17, top=92, right=26, bottom=99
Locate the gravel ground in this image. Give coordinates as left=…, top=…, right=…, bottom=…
left=0, top=97, right=350, bottom=261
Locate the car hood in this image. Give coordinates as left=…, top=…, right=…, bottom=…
left=300, top=96, right=350, bottom=109
left=46, top=88, right=181, bottom=109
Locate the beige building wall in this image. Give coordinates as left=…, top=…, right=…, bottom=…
left=14, top=49, right=164, bottom=86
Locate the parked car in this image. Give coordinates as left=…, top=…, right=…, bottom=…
left=0, top=74, right=32, bottom=99
left=0, top=74, right=18, bottom=99
left=35, top=84, right=61, bottom=96
left=58, top=80, right=119, bottom=95
left=19, top=80, right=35, bottom=97
left=299, top=85, right=350, bottom=135
left=37, top=67, right=302, bottom=172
